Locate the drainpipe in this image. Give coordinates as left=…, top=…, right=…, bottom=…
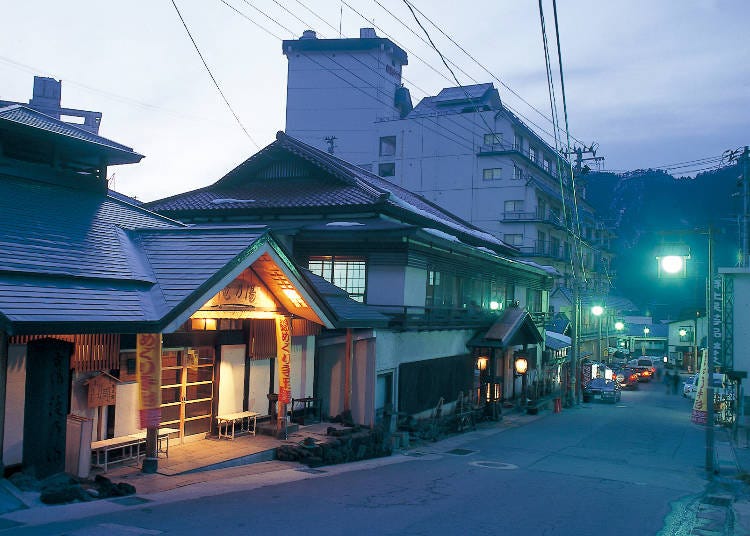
left=344, top=329, right=352, bottom=412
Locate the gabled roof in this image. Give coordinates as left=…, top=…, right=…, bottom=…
left=467, top=307, right=544, bottom=349
left=0, top=173, right=343, bottom=334
left=147, top=132, right=520, bottom=257
left=0, top=105, right=142, bottom=165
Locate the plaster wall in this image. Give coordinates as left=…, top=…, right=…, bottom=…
left=113, top=382, right=140, bottom=437
left=375, top=329, right=475, bottom=372
left=218, top=345, right=246, bottom=415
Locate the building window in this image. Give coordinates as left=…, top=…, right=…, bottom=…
left=379, top=136, right=396, bottom=157
left=483, top=133, right=503, bottom=146
left=512, top=165, right=523, bottom=180
left=482, top=167, right=502, bottom=180
left=543, top=158, right=551, bottom=173
left=378, top=162, right=395, bottom=177
left=504, top=233, right=523, bottom=246
left=308, top=256, right=366, bottom=302
left=504, top=200, right=524, bottom=213
left=529, top=147, right=537, bottom=163
left=550, top=236, right=561, bottom=258
left=514, top=133, right=522, bottom=151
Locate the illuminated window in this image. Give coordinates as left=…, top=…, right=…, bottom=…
left=308, top=256, right=366, bottom=302
left=482, top=168, right=502, bottom=180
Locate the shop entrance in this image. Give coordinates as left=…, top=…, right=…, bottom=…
left=160, top=347, right=215, bottom=440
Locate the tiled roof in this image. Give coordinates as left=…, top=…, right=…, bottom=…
left=0, top=105, right=142, bottom=163
left=147, top=132, right=516, bottom=255
left=303, top=270, right=389, bottom=328
left=0, top=173, right=277, bottom=332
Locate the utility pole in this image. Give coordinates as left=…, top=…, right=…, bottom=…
left=564, top=143, right=604, bottom=177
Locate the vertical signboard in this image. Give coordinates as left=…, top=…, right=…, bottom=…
left=276, top=316, right=291, bottom=405
left=137, top=333, right=162, bottom=428
left=711, top=276, right=723, bottom=370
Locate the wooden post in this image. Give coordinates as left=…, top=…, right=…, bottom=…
left=0, top=330, right=7, bottom=473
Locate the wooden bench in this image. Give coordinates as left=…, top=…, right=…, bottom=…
left=91, top=427, right=179, bottom=472
left=216, top=411, right=259, bottom=440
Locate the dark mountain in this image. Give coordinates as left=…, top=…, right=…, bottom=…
left=584, top=164, right=742, bottom=320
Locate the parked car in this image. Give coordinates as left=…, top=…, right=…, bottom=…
left=682, top=374, right=697, bottom=398
left=583, top=378, right=622, bottom=403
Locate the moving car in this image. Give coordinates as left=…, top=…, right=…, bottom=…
left=583, top=378, right=622, bottom=403
left=615, top=367, right=639, bottom=390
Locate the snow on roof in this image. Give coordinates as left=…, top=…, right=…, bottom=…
left=326, top=221, right=365, bottom=227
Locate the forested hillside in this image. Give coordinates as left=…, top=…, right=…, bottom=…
left=584, top=165, right=741, bottom=319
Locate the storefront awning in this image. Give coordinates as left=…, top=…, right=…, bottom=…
left=467, top=307, right=543, bottom=349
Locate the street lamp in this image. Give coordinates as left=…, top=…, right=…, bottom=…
left=592, top=305, right=604, bottom=373
left=642, top=326, right=650, bottom=356
left=657, top=229, right=715, bottom=474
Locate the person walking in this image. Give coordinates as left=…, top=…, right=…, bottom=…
left=672, top=370, right=680, bottom=395
left=664, top=369, right=672, bottom=394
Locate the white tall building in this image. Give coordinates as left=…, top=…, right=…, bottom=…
left=283, top=28, right=613, bottom=294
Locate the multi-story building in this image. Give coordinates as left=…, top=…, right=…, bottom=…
left=283, top=28, right=614, bottom=295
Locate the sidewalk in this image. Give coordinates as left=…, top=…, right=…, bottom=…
left=723, top=425, right=750, bottom=535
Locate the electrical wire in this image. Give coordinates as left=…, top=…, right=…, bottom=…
left=220, top=0, right=477, bottom=153
left=171, top=0, right=260, bottom=148
left=383, top=0, right=588, bottom=149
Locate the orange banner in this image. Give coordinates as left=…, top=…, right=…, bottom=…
left=137, top=333, right=162, bottom=428
left=276, top=317, right=291, bottom=404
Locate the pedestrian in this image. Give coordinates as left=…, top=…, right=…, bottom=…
left=664, top=369, right=672, bottom=394
left=672, top=370, right=680, bottom=395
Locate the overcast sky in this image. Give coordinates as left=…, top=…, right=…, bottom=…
left=2, top=1, right=747, bottom=202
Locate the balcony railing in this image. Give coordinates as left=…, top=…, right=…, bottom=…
left=370, top=304, right=548, bottom=331
left=501, top=211, right=565, bottom=229
left=516, top=240, right=570, bottom=262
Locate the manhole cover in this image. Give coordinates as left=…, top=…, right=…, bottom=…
left=470, top=461, right=518, bottom=470
left=702, top=495, right=732, bottom=507
left=446, top=448, right=476, bottom=456
left=297, top=467, right=326, bottom=474
left=108, top=496, right=152, bottom=506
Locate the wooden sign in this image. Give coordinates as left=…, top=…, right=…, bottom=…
left=86, top=373, right=118, bottom=408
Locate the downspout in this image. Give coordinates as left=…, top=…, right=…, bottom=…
left=344, top=328, right=353, bottom=412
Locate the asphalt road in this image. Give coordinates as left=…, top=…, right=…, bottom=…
left=5, top=377, right=718, bottom=536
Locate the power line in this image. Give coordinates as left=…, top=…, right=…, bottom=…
left=365, top=0, right=584, bottom=151
left=171, top=0, right=260, bottom=148
left=391, top=0, right=587, bottom=148
left=220, top=0, right=477, bottom=153
left=401, top=0, right=497, bottom=139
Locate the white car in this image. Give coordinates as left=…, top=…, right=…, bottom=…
left=683, top=374, right=698, bottom=398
